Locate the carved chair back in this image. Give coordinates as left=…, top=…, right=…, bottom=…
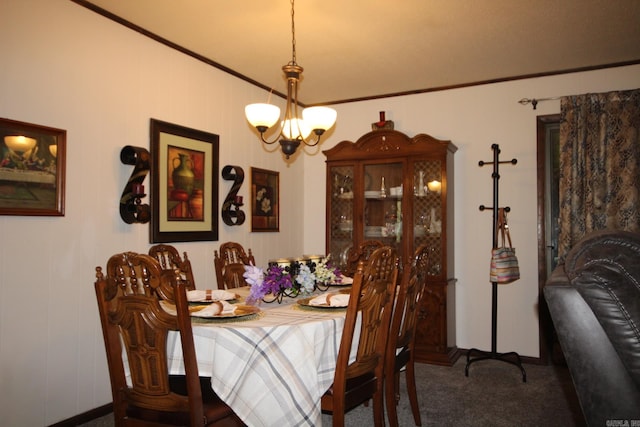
left=321, top=246, right=399, bottom=426
left=148, top=244, right=196, bottom=293
left=94, top=252, right=241, bottom=426
left=385, top=243, right=430, bottom=427
left=214, top=242, right=256, bottom=289
left=343, top=240, right=385, bottom=277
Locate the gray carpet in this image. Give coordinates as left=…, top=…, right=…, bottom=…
left=80, top=357, right=584, bottom=427
left=322, top=357, right=584, bottom=427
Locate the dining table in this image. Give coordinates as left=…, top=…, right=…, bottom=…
left=164, top=285, right=359, bottom=427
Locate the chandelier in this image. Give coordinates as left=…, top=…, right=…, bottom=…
left=244, top=0, right=337, bottom=159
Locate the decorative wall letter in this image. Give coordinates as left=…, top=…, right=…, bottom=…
left=221, top=165, right=245, bottom=226
left=120, top=145, right=150, bottom=224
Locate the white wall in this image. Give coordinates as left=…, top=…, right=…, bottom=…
left=305, top=65, right=640, bottom=362
left=1, top=0, right=640, bottom=425
left=0, top=1, right=304, bottom=425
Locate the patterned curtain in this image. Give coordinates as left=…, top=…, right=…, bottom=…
left=557, top=89, right=640, bottom=260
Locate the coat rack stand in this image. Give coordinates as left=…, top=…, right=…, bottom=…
left=465, top=144, right=526, bottom=382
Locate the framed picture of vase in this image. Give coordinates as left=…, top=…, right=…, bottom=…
left=251, top=167, right=279, bottom=232
left=150, top=119, right=219, bottom=243
left=0, top=118, right=66, bottom=216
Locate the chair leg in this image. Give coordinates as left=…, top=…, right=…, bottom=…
left=331, top=396, right=346, bottom=427
left=385, top=371, right=400, bottom=427
left=384, top=378, right=398, bottom=427
left=332, top=411, right=345, bottom=427
left=394, top=371, right=401, bottom=403
left=373, top=389, right=386, bottom=427
left=405, top=361, right=422, bottom=426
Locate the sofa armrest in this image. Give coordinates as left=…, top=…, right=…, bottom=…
left=545, top=268, right=640, bottom=426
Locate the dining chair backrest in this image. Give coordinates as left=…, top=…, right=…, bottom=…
left=385, top=243, right=430, bottom=427
left=322, top=246, right=399, bottom=427
left=149, top=243, right=196, bottom=292
left=94, top=251, right=242, bottom=426
left=214, top=242, right=256, bottom=289
left=343, top=240, right=384, bottom=277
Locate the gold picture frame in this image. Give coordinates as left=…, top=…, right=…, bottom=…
left=0, top=118, right=66, bottom=216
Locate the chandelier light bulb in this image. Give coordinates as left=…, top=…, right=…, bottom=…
left=302, top=106, right=337, bottom=134
left=245, top=103, right=281, bottom=131
left=282, top=118, right=311, bottom=140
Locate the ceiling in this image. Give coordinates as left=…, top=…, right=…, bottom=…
left=75, top=0, right=640, bottom=106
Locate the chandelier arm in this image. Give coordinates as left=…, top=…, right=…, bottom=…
left=257, top=122, right=286, bottom=145
left=290, top=79, right=304, bottom=138
left=285, top=78, right=297, bottom=123
left=300, top=133, right=322, bottom=147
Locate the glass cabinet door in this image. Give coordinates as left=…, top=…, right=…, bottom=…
left=363, top=162, right=404, bottom=261
left=328, top=165, right=354, bottom=269
left=413, top=159, right=444, bottom=277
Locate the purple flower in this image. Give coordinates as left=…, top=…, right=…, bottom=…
left=263, top=265, right=293, bottom=294
left=244, top=264, right=294, bottom=304
left=244, top=265, right=265, bottom=305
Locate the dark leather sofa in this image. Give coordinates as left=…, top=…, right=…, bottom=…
left=544, top=229, right=640, bottom=426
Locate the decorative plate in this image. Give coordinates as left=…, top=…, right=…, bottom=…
left=189, top=304, right=260, bottom=321
left=297, top=296, right=348, bottom=310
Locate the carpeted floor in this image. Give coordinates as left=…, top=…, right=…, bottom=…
left=80, top=357, right=584, bottom=426
left=322, top=357, right=584, bottom=427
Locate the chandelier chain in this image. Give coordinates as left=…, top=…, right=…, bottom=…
left=290, top=0, right=297, bottom=64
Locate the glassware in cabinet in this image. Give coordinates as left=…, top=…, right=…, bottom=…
left=413, top=159, right=444, bottom=276
left=328, top=165, right=354, bottom=270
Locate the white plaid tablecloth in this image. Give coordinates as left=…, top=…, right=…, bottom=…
left=166, top=287, right=358, bottom=427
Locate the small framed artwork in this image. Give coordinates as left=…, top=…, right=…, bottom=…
left=0, top=118, right=66, bottom=216
left=251, top=167, right=279, bottom=232
left=150, top=119, right=219, bottom=243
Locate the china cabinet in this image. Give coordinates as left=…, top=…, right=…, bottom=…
left=324, top=129, right=459, bottom=365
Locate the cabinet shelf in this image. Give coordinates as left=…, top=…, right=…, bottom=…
left=364, top=195, right=403, bottom=200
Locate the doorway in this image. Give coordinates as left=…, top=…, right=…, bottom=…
left=536, top=113, right=560, bottom=364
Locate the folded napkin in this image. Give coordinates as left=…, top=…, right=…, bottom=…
left=187, top=289, right=235, bottom=302
left=309, top=293, right=350, bottom=307
left=190, top=300, right=237, bottom=317
left=338, top=276, right=353, bottom=285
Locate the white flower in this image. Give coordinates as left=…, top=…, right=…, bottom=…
left=314, top=256, right=340, bottom=284
left=295, top=264, right=316, bottom=294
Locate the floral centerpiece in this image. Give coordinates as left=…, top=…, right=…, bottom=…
left=243, top=256, right=343, bottom=304
left=313, top=256, right=343, bottom=287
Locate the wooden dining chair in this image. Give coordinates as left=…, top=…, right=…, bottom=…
left=94, top=252, right=244, bottom=426
left=149, top=243, right=196, bottom=291
left=342, top=240, right=385, bottom=277
left=213, top=242, right=255, bottom=289
left=321, top=246, right=399, bottom=427
left=385, top=244, right=430, bottom=427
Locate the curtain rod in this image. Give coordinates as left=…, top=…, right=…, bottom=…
left=518, top=96, right=561, bottom=110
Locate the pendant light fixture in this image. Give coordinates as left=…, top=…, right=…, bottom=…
left=244, top=0, right=337, bottom=159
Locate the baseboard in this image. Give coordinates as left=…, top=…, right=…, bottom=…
left=48, top=403, right=112, bottom=427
